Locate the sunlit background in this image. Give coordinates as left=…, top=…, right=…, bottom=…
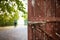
left=0, top=0, right=28, bottom=40
left=17, top=0, right=28, bottom=26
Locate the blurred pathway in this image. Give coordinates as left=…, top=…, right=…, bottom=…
left=0, top=25, right=27, bottom=40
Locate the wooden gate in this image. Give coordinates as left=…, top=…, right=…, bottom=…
left=28, top=0, right=60, bottom=40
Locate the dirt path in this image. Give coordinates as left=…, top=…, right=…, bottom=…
left=0, top=25, right=27, bottom=40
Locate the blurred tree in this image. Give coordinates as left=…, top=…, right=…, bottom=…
left=0, top=0, right=26, bottom=26
left=22, top=12, right=28, bottom=25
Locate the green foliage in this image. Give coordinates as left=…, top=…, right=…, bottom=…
left=22, top=12, right=28, bottom=20
left=0, top=0, right=26, bottom=26
left=22, top=12, right=28, bottom=25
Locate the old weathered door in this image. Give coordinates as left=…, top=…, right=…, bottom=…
left=28, top=0, right=60, bottom=40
